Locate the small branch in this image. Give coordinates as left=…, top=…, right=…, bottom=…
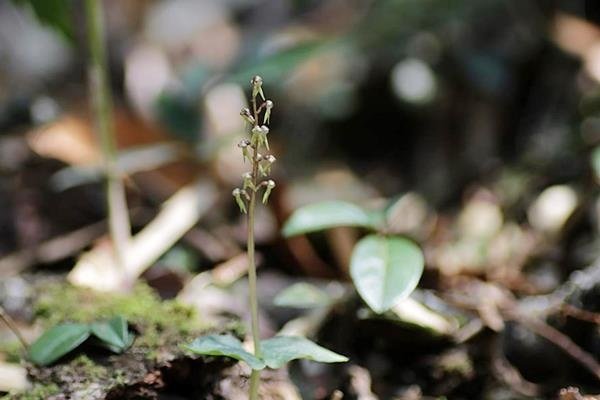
left=507, top=310, right=600, bottom=381
left=491, top=338, right=540, bottom=397
left=561, top=304, right=600, bottom=325
left=0, top=306, right=28, bottom=352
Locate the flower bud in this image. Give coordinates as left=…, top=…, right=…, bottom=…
left=232, top=188, right=247, bottom=214
left=240, top=108, right=255, bottom=125
left=251, top=125, right=269, bottom=150
left=251, top=75, right=263, bottom=86
left=242, top=172, right=254, bottom=190
left=259, top=154, right=276, bottom=176
left=251, top=75, right=265, bottom=100
left=262, top=180, right=276, bottom=204
left=261, top=126, right=270, bottom=150
left=264, top=100, right=273, bottom=124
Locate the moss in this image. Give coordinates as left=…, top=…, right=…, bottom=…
left=16, top=282, right=218, bottom=398
left=112, top=369, right=127, bottom=385
left=1, top=383, right=59, bottom=400
left=34, top=282, right=209, bottom=350
left=0, top=340, right=24, bottom=363
left=69, top=355, right=108, bottom=381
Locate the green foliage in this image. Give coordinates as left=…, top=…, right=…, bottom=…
left=155, top=93, right=200, bottom=142
left=28, top=316, right=134, bottom=366
left=34, top=282, right=205, bottom=351
left=0, top=339, right=23, bottom=363
left=185, top=334, right=265, bottom=370
left=350, top=235, right=424, bottom=313
left=273, top=282, right=331, bottom=309
left=282, top=199, right=425, bottom=313
left=28, top=323, right=91, bottom=366
left=260, top=336, right=348, bottom=369
left=11, top=0, right=73, bottom=39
left=91, top=316, right=134, bottom=353
left=282, top=200, right=377, bottom=237
left=231, top=42, right=325, bottom=86
left=185, top=334, right=347, bottom=370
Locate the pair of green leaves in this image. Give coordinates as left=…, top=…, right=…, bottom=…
left=185, top=334, right=347, bottom=370
left=282, top=201, right=424, bottom=314
left=28, top=316, right=133, bottom=366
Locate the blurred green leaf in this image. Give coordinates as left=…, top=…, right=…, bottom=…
left=274, top=283, right=331, bottom=309
left=260, top=336, right=348, bottom=369
left=282, top=201, right=377, bottom=237
left=350, top=235, right=424, bottom=313
left=28, top=323, right=90, bottom=366
left=185, top=334, right=265, bottom=370
left=155, top=93, right=200, bottom=142
left=12, top=0, right=73, bottom=40
left=91, top=316, right=133, bottom=353
left=230, top=41, right=326, bottom=86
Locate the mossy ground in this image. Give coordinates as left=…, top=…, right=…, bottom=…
left=2, top=282, right=221, bottom=400
left=2, top=384, right=60, bottom=400
left=34, top=282, right=207, bottom=350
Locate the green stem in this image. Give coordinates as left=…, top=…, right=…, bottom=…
left=247, top=95, right=261, bottom=400
left=247, top=188, right=261, bottom=356
left=249, top=369, right=260, bottom=399
left=85, top=0, right=131, bottom=273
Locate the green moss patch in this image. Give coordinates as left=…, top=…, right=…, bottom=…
left=34, top=282, right=208, bottom=350
left=6, top=282, right=219, bottom=400
left=1, top=383, right=59, bottom=400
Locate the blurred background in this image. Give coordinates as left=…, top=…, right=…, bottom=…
left=2, top=0, right=600, bottom=399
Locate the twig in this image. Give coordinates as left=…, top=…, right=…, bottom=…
left=507, top=310, right=600, bottom=381
left=561, top=304, right=600, bottom=325
left=0, top=306, right=28, bottom=352
left=491, top=337, right=540, bottom=397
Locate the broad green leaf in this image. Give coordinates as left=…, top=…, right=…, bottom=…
left=29, top=323, right=91, bottom=366
left=260, top=336, right=348, bottom=369
left=282, top=201, right=376, bottom=237
left=185, top=334, right=265, bottom=370
left=91, top=316, right=133, bottom=353
left=274, top=283, right=331, bottom=309
left=350, top=235, right=424, bottom=313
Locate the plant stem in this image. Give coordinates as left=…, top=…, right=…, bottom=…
left=0, top=305, right=28, bottom=353
left=85, top=0, right=131, bottom=273
left=247, top=95, right=262, bottom=400
left=249, top=368, right=260, bottom=400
